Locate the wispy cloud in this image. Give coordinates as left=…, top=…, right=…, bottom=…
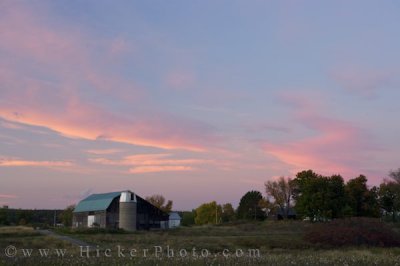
left=0, top=194, right=18, bottom=199
left=0, top=158, right=73, bottom=168
left=263, top=92, right=379, bottom=178
left=86, top=149, right=123, bottom=155
left=90, top=153, right=206, bottom=173
left=129, top=165, right=193, bottom=174
left=0, top=4, right=219, bottom=151
left=330, top=65, right=398, bottom=97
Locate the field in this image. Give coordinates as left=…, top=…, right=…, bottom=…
left=1, top=221, right=400, bottom=265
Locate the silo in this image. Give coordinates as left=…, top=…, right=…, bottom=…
left=119, top=191, right=137, bottom=231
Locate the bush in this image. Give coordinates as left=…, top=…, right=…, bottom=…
left=55, top=227, right=127, bottom=235
left=305, top=217, right=400, bottom=247
left=181, top=211, right=195, bottom=226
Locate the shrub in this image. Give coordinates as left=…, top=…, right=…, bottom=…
left=304, top=217, right=400, bottom=247
left=55, top=227, right=127, bottom=235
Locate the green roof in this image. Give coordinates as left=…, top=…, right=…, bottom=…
left=73, top=191, right=122, bottom=213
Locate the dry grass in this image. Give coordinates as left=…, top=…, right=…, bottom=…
left=2, top=222, right=400, bottom=265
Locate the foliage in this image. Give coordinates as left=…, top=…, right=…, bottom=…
left=304, top=217, right=400, bottom=247
left=60, top=205, right=75, bottom=227
left=293, top=170, right=346, bottom=220
left=237, top=191, right=265, bottom=220
left=221, top=203, right=236, bottom=223
left=345, top=175, right=380, bottom=217
left=265, top=176, right=294, bottom=218
left=0, top=208, right=61, bottom=226
left=389, top=168, right=400, bottom=184
left=195, top=201, right=222, bottom=225
left=56, top=227, right=127, bottom=235
left=181, top=210, right=196, bottom=226
left=145, top=194, right=173, bottom=213
left=379, top=181, right=400, bottom=222
left=0, top=208, right=9, bottom=225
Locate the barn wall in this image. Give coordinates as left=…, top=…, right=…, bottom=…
left=73, top=212, right=87, bottom=228
left=73, top=211, right=107, bottom=228
left=106, top=197, right=120, bottom=228
left=136, top=196, right=169, bottom=230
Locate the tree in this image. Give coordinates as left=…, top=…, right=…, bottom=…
left=60, top=205, right=75, bottom=227
left=195, top=201, right=222, bottom=225
left=145, top=194, right=173, bottom=213
left=345, top=175, right=379, bottom=217
left=265, top=176, right=294, bottom=219
left=292, top=170, right=325, bottom=220
left=324, top=175, right=347, bottom=219
left=237, top=191, right=265, bottom=220
left=181, top=210, right=196, bottom=226
left=389, top=168, right=400, bottom=184
left=292, top=170, right=346, bottom=220
left=221, top=203, right=235, bottom=223
left=379, top=181, right=400, bottom=222
left=0, top=207, right=8, bottom=225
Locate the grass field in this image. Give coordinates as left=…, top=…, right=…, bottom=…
left=1, top=221, right=400, bottom=265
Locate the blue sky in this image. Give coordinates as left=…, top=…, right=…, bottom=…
left=0, top=0, right=399, bottom=210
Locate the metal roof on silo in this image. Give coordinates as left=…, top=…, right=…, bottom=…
left=73, top=191, right=122, bottom=213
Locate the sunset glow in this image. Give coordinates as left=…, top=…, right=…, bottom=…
left=1, top=1, right=399, bottom=210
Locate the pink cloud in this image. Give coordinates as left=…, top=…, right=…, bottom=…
left=0, top=5, right=219, bottom=151
left=0, top=158, right=73, bottom=168
left=331, top=65, right=398, bottom=97
left=0, top=98, right=217, bottom=151
left=129, top=165, right=194, bottom=174
left=89, top=153, right=206, bottom=173
left=263, top=93, right=381, bottom=180
left=0, top=194, right=18, bottom=199
left=86, top=149, right=123, bottom=155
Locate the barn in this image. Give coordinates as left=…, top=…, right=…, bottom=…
left=72, top=190, right=169, bottom=231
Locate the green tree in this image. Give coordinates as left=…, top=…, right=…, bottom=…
left=379, top=181, right=400, bottom=222
left=195, top=201, right=222, bottom=225
left=345, top=175, right=379, bottom=217
left=181, top=210, right=196, bottom=226
left=60, top=205, right=75, bottom=227
left=324, top=175, right=346, bottom=219
left=389, top=168, right=400, bottom=184
left=265, top=176, right=294, bottom=218
left=145, top=194, right=173, bottom=213
left=292, top=170, right=324, bottom=220
left=292, top=170, right=346, bottom=220
left=221, top=203, right=235, bottom=223
left=0, top=207, right=8, bottom=225
left=237, top=191, right=265, bottom=220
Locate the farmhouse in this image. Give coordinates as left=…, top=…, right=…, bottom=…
left=73, top=190, right=169, bottom=231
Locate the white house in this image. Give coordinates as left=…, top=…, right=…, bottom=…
left=168, top=212, right=181, bottom=228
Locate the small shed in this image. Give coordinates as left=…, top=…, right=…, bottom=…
left=168, top=212, right=181, bottom=228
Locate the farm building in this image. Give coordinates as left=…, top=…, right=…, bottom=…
left=168, top=212, right=181, bottom=228
left=72, top=190, right=169, bottom=231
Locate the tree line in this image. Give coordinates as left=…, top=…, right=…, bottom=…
left=3, top=169, right=399, bottom=227
left=181, top=168, right=400, bottom=225
left=0, top=208, right=68, bottom=227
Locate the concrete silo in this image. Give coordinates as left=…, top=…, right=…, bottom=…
left=119, top=191, right=137, bottom=231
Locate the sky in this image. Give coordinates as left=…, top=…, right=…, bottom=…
left=1, top=0, right=400, bottom=210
